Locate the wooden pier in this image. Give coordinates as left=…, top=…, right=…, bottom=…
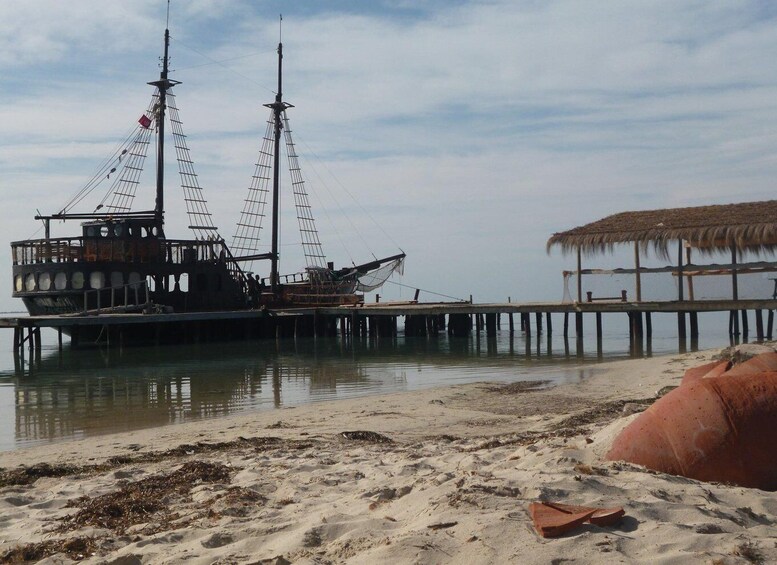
left=3, top=297, right=777, bottom=359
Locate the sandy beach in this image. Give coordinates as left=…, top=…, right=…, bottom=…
left=1, top=346, right=775, bottom=564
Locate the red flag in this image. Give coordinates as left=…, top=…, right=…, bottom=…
left=138, top=114, right=152, bottom=129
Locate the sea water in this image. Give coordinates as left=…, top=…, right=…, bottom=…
left=0, top=311, right=738, bottom=451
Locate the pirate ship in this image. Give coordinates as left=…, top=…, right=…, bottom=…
left=11, top=25, right=405, bottom=321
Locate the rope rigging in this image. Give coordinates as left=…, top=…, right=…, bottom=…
left=167, top=90, right=220, bottom=240
left=230, top=116, right=275, bottom=273
left=283, top=111, right=327, bottom=270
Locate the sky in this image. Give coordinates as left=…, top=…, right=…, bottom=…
left=3, top=0, right=777, bottom=312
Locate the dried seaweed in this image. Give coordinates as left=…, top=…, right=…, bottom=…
left=58, top=461, right=232, bottom=534
left=0, top=462, right=82, bottom=488
left=0, top=436, right=314, bottom=488
left=482, top=381, right=551, bottom=394
left=0, top=536, right=97, bottom=564
left=340, top=431, right=394, bottom=444
left=550, top=399, right=653, bottom=433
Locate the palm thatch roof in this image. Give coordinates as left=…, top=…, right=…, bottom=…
left=547, top=200, right=777, bottom=256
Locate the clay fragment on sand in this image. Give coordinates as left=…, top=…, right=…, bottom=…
left=528, top=501, right=625, bottom=538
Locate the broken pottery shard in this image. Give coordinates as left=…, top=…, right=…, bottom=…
left=589, top=507, right=626, bottom=526
left=542, top=502, right=625, bottom=527
left=528, top=502, right=596, bottom=538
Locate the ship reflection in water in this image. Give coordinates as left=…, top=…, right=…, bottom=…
left=1, top=333, right=611, bottom=451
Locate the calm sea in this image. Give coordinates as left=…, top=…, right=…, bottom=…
left=0, top=311, right=737, bottom=452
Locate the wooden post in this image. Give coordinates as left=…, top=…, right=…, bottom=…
left=634, top=312, right=644, bottom=354
left=677, top=312, right=687, bottom=339
left=729, top=310, right=738, bottom=337
left=596, top=312, right=603, bottom=357
left=768, top=310, right=774, bottom=340
left=546, top=312, right=552, bottom=336
left=731, top=246, right=739, bottom=301
left=686, top=246, right=695, bottom=301
left=634, top=242, right=642, bottom=302
left=741, top=310, right=749, bottom=341
left=575, top=312, right=583, bottom=338
left=507, top=297, right=514, bottom=336
left=756, top=310, right=764, bottom=341
left=563, top=312, right=569, bottom=338
left=535, top=312, right=542, bottom=335
left=677, top=239, right=684, bottom=302
left=595, top=312, right=602, bottom=341
left=689, top=311, right=699, bottom=340
left=576, top=248, right=583, bottom=303
left=485, top=313, right=497, bottom=338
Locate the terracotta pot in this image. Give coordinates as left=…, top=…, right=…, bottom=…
left=607, top=367, right=777, bottom=490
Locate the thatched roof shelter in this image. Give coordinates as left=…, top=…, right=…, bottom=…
left=547, top=200, right=777, bottom=256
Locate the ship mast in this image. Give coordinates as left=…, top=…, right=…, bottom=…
left=148, top=26, right=179, bottom=236
left=265, top=40, right=293, bottom=294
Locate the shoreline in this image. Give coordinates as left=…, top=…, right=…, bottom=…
left=2, top=346, right=776, bottom=563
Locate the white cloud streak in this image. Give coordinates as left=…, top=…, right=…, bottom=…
left=2, top=1, right=777, bottom=307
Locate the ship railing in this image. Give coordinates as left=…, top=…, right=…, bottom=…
left=260, top=272, right=308, bottom=286
left=12, top=237, right=234, bottom=267
left=82, top=279, right=151, bottom=315
left=12, top=238, right=83, bottom=265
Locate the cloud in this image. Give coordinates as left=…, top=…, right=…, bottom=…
left=3, top=1, right=777, bottom=309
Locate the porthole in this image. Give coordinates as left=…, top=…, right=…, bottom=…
left=25, top=273, right=36, bottom=291
left=54, top=272, right=67, bottom=290
left=72, top=271, right=85, bottom=290
left=100, top=226, right=109, bottom=237
left=114, top=224, right=123, bottom=237
left=39, top=272, right=52, bottom=291
left=86, top=226, right=96, bottom=237
left=110, top=272, right=124, bottom=288
left=14, top=275, right=22, bottom=292
left=90, top=272, right=105, bottom=290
